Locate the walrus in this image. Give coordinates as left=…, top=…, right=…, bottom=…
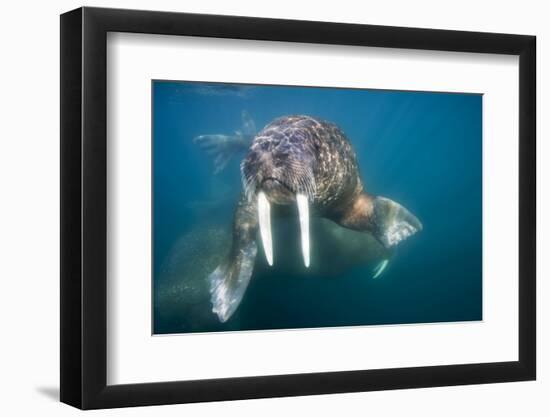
left=207, top=115, right=422, bottom=322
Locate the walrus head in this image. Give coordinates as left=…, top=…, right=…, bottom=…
left=240, top=136, right=316, bottom=267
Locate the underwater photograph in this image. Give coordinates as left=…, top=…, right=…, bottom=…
left=152, top=80, right=482, bottom=335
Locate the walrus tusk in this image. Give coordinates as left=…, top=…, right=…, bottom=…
left=257, top=191, right=273, bottom=266
left=296, top=193, right=310, bottom=268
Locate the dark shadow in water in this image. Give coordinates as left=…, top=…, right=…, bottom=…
left=36, top=386, right=59, bottom=401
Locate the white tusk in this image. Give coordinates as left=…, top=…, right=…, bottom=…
left=372, top=259, right=389, bottom=279
left=257, top=191, right=273, bottom=266
left=296, top=193, right=310, bottom=268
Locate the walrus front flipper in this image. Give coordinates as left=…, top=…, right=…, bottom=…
left=209, top=195, right=258, bottom=322
left=372, top=259, right=389, bottom=279
left=209, top=241, right=257, bottom=322
left=193, top=111, right=256, bottom=174
left=371, top=197, right=422, bottom=248
left=333, top=193, right=422, bottom=249
left=193, top=133, right=249, bottom=174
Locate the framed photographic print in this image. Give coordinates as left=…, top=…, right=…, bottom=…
left=60, top=6, right=536, bottom=409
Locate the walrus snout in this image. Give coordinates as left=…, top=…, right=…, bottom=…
left=260, top=178, right=296, bottom=205
left=241, top=144, right=316, bottom=204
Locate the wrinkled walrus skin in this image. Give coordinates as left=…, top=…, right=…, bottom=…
left=209, top=115, right=422, bottom=322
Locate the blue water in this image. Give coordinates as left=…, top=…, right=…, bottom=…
left=153, top=80, right=482, bottom=334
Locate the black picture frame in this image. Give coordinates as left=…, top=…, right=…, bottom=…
left=60, top=6, right=536, bottom=410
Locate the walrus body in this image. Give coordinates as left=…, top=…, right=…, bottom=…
left=209, top=115, right=422, bottom=322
